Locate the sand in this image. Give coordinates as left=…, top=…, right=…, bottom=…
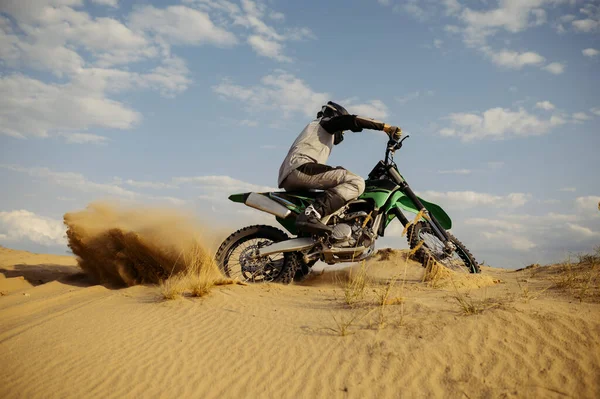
left=1, top=245, right=599, bottom=399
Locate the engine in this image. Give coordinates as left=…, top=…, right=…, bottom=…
left=329, top=211, right=375, bottom=249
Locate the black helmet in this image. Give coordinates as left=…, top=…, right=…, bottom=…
left=317, top=101, right=349, bottom=119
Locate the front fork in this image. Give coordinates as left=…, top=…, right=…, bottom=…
left=388, top=167, right=455, bottom=252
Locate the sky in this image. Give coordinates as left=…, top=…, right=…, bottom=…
left=0, top=0, right=599, bottom=269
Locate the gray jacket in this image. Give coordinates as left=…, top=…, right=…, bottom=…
left=278, top=120, right=331, bottom=187
left=278, top=115, right=386, bottom=187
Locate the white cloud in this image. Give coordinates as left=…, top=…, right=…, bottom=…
left=417, top=190, right=531, bottom=210
left=465, top=218, right=524, bottom=231
left=0, top=23, right=86, bottom=76
left=559, top=14, right=577, bottom=23
left=174, top=175, right=276, bottom=193
left=542, top=62, right=566, bottom=74
left=582, top=48, right=599, bottom=57
left=0, top=74, right=141, bottom=139
left=481, top=47, right=545, bottom=69
left=396, top=90, right=433, bottom=105
left=1, top=1, right=316, bottom=143
left=463, top=210, right=598, bottom=254
left=183, top=0, right=242, bottom=15
left=464, top=219, right=536, bottom=251
left=575, top=196, right=600, bottom=214
left=438, top=169, right=472, bottom=175
left=487, top=161, right=504, bottom=169
left=451, top=1, right=565, bottom=48
left=213, top=71, right=329, bottom=118
left=535, top=101, right=555, bottom=110
left=571, top=3, right=600, bottom=32
left=239, top=119, right=258, bottom=127
left=572, top=19, right=599, bottom=32
left=59, top=133, right=109, bottom=145
left=440, top=106, right=566, bottom=141
left=481, top=230, right=537, bottom=251
left=129, top=5, right=237, bottom=47
left=0, top=2, right=207, bottom=139
left=269, top=11, right=285, bottom=21
left=460, top=1, right=563, bottom=37
left=225, top=0, right=314, bottom=61
left=434, top=39, right=443, bottom=49
left=445, top=25, right=461, bottom=34
left=345, top=99, right=389, bottom=120
left=468, top=210, right=600, bottom=260
left=559, top=187, right=576, bottom=192
left=123, top=180, right=177, bottom=190
left=397, top=1, right=570, bottom=74
left=542, top=199, right=559, bottom=205
left=213, top=71, right=390, bottom=120
left=234, top=0, right=282, bottom=40
left=283, top=27, right=316, bottom=41
left=91, top=0, right=119, bottom=6
left=567, top=223, right=600, bottom=238
left=443, top=0, right=462, bottom=15
left=247, top=35, right=290, bottom=62
left=1, top=164, right=138, bottom=199
left=1, top=3, right=154, bottom=71
left=396, top=0, right=433, bottom=21
left=591, top=107, right=600, bottom=116
left=0, top=210, right=66, bottom=246
left=1, top=164, right=193, bottom=207
left=572, top=112, right=592, bottom=122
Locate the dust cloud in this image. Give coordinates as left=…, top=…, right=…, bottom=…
left=64, top=202, right=222, bottom=286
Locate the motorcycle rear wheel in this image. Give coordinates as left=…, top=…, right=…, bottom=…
left=215, top=225, right=299, bottom=284
left=407, top=221, right=480, bottom=273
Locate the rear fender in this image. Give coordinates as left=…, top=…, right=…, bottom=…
left=229, top=192, right=299, bottom=235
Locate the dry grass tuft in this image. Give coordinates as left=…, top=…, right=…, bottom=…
left=327, top=250, right=413, bottom=334
left=516, top=278, right=550, bottom=303
left=374, top=250, right=413, bottom=328
left=160, top=242, right=238, bottom=301
left=551, top=259, right=600, bottom=303
left=326, top=309, right=377, bottom=336
left=450, top=278, right=503, bottom=315
left=422, top=256, right=453, bottom=287
left=340, top=262, right=370, bottom=307
left=376, top=248, right=396, bottom=261
left=159, top=275, right=186, bottom=300
left=326, top=312, right=361, bottom=336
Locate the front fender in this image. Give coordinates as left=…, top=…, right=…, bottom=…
left=384, top=191, right=452, bottom=230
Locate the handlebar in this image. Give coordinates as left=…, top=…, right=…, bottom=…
left=385, top=135, right=410, bottom=164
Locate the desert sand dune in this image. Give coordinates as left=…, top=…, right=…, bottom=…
left=1, top=243, right=599, bottom=399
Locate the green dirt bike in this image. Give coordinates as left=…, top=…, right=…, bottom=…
left=216, top=136, right=480, bottom=284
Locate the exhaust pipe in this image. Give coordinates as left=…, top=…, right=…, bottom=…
left=245, top=192, right=291, bottom=219
left=258, top=238, right=316, bottom=257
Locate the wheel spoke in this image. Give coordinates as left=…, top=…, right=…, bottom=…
left=418, top=227, right=471, bottom=273
left=223, top=237, right=288, bottom=282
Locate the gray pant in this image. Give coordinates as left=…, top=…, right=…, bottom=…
left=280, top=163, right=365, bottom=205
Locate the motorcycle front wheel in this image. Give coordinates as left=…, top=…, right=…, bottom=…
left=407, top=221, right=480, bottom=273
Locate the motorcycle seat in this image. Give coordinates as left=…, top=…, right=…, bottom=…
left=273, top=189, right=322, bottom=198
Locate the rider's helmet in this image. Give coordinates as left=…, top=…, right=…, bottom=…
left=317, top=101, right=349, bottom=119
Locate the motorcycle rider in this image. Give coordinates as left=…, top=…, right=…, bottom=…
left=278, top=101, right=402, bottom=233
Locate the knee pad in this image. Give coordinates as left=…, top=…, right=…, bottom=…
left=346, top=173, right=365, bottom=196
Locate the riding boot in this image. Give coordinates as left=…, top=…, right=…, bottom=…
left=296, top=191, right=346, bottom=234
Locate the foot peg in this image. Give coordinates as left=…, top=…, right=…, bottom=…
left=296, top=205, right=333, bottom=234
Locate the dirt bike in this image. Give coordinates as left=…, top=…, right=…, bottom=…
left=216, top=136, right=480, bottom=284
